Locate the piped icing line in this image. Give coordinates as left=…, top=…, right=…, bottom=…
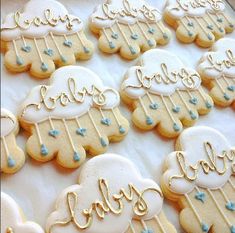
left=154, top=215, right=167, bottom=233
left=48, top=117, right=60, bottom=138
left=218, top=187, right=235, bottom=212
left=34, top=38, right=48, bottom=71
left=76, top=32, right=86, bottom=49
left=43, top=36, right=53, bottom=56
left=167, top=95, right=178, bottom=110
left=21, top=35, right=31, bottom=52
left=127, top=24, right=137, bottom=39
left=194, top=17, right=211, bottom=39
left=50, top=32, right=66, bottom=62
left=34, top=122, right=48, bottom=156
left=136, top=21, right=152, bottom=46
left=197, top=87, right=212, bottom=108
left=228, top=179, right=235, bottom=190
left=12, top=39, right=23, bottom=65
left=214, top=78, right=230, bottom=100
left=140, top=219, right=148, bottom=231
left=99, top=108, right=111, bottom=126
left=138, top=96, right=152, bottom=125
left=180, top=18, right=193, bottom=37
left=220, top=12, right=234, bottom=27
left=146, top=92, right=158, bottom=110
left=207, top=12, right=223, bottom=32
left=102, top=28, right=114, bottom=49
left=129, top=221, right=136, bottom=233
left=1, top=136, right=15, bottom=168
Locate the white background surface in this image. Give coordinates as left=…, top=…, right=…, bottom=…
left=1, top=0, right=235, bottom=232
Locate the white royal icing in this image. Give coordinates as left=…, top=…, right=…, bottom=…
left=1, top=0, right=83, bottom=41
left=162, top=126, right=235, bottom=195
left=46, top=154, right=163, bottom=233
left=121, top=49, right=201, bottom=98
left=197, top=38, right=235, bottom=79
left=1, top=192, right=44, bottom=233
left=20, top=66, right=120, bottom=123
left=165, top=0, right=225, bottom=19
left=90, top=0, right=162, bottom=29
left=1, top=109, right=17, bottom=137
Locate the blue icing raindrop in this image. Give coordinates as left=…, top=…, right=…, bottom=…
left=131, top=34, right=138, bottom=40
left=73, top=152, right=80, bottom=162
left=219, top=27, right=224, bottom=33
left=231, top=226, right=235, bottom=233
left=224, top=93, right=230, bottom=101
left=173, top=122, right=180, bottom=132
left=109, top=41, right=115, bottom=49
left=76, top=127, right=86, bottom=137
left=217, top=18, right=223, bottom=23
left=229, top=23, right=234, bottom=28
left=227, top=85, right=235, bottom=92
left=207, top=25, right=213, bottom=30
left=60, top=55, right=67, bottom=63
left=7, top=156, right=15, bottom=168
left=201, top=223, right=209, bottom=232
left=142, top=229, right=153, bottom=233
left=119, top=125, right=125, bottom=134
left=148, top=28, right=155, bottom=34
left=129, top=46, right=136, bottom=55
left=226, top=201, right=235, bottom=211
left=172, top=106, right=180, bottom=113
left=48, top=129, right=60, bottom=138
left=83, top=46, right=90, bottom=54
left=207, top=34, right=213, bottom=40
left=41, top=62, right=48, bottom=72
left=163, top=33, right=168, bottom=39
left=188, top=21, right=194, bottom=27
left=63, top=40, right=72, bottom=47
left=195, top=191, right=206, bottom=203
left=146, top=116, right=153, bottom=125
left=44, top=48, right=53, bottom=56
left=147, top=39, right=154, bottom=47
left=21, top=45, right=31, bottom=52
left=189, top=97, right=198, bottom=105
left=189, top=110, right=197, bottom=120
left=16, top=56, right=23, bottom=66
left=100, top=138, right=107, bottom=147
left=41, top=144, right=48, bottom=156
left=101, top=118, right=111, bottom=126
left=149, top=103, right=158, bottom=110
left=188, top=31, right=193, bottom=37
left=111, top=33, right=118, bottom=39
left=205, top=101, right=212, bottom=109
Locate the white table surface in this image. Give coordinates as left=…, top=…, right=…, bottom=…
left=1, top=0, right=235, bottom=232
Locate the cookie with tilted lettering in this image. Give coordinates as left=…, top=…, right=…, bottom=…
left=46, top=153, right=177, bottom=233
left=1, top=108, right=25, bottom=174
left=121, top=49, right=213, bottom=138
left=18, top=66, right=129, bottom=169
left=90, top=0, right=171, bottom=59
left=161, top=126, right=235, bottom=233
left=197, top=38, right=235, bottom=108
left=1, top=0, right=93, bottom=79
left=1, top=192, right=44, bottom=233
left=163, top=0, right=235, bottom=48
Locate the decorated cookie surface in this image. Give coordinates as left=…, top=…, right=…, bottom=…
left=164, top=0, right=235, bottom=47
left=197, top=38, right=235, bottom=108
left=161, top=126, right=235, bottom=233
left=46, top=153, right=177, bottom=233
left=1, top=192, right=44, bottom=233
left=90, top=0, right=171, bottom=59
left=19, top=66, right=129, bottom=169
left=1, top=0, right=93, bottom=79
left=1, top=108, right=25, bottom=174
left=121, top=49, right=213, bottom=138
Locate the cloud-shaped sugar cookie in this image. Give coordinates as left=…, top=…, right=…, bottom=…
left=1, top=0, right=83, bottom=41
left=1, top=192, right=44, bottom=233
left=46, top=154, right=169, bottom=233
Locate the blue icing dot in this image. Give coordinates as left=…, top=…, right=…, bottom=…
left=41, top=62, right=48, bottom=72
left=173, top=122, right=180, bottom=132
left=188, top=31, right=193, bottom=37
left=149, top=102, right=158, bottom=110
left=63, top=40, right=72, bottom=47
left=83, top=46, right=90, bottom=54
left=100, top=138, right=107, bottom=147
left=44, top=48, right=53, bottom=57
left=219, top=27, right=224, bottom=33
left=131, top=34, right=138, bottom=40
left=111, top=33, right=118, bottom=39
left=76, top=127, right=86, bottom=137
left=224, top=93, right=230, bottom=101
left=229, top=23, right=234, bottom=28
left=73, top=151, right=80, bottom=162
left=195, top=191, right=206, bottom=203
left=146, top=116, right=153, bottom=125
left=207, top=34, right=213, bottom=40
left=207, top=25, right=213, bottom=30
left=205, top=101, right=212, bottom=109
left=48, top=129, right=60, bottom=138
left=119, top=125, right=125, bottom=134
left=226, top=201, right=235, bottom=211
left=189, top=97, right=198, bottom=105
left=148, top=28, right=155, bottom=34
left=217, top=18, right=223, bottom=23
left=227, top=85, right=235, bottom=92
left=189, top=110, right=197, bottom=120
left=41, top=144, right=48, bottom=156
left=16, top=56, right=23, bottom=66
left=231, top=226, right=235, bottom=233
left=172, top=106, right=180, bottom=113
left=129, top=46, right=136, bottom=55
left=60, top=55, right=67, bottom=63
left=109, top=41, right=115, bottom=49
left=188, top=21, right=194, bottom=27
left=7, top=156, right=15, bottom=168
left=163, top=32, right=168, bottom=39
left=142, top=229, right=153, bottom=233
left=101, top=117, right=111, bottom=126
left=201, top=223, right=209, bottom=232
left=147, top=39, right=154, bottom=47
left=21, top=45, right=31, bottom=52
